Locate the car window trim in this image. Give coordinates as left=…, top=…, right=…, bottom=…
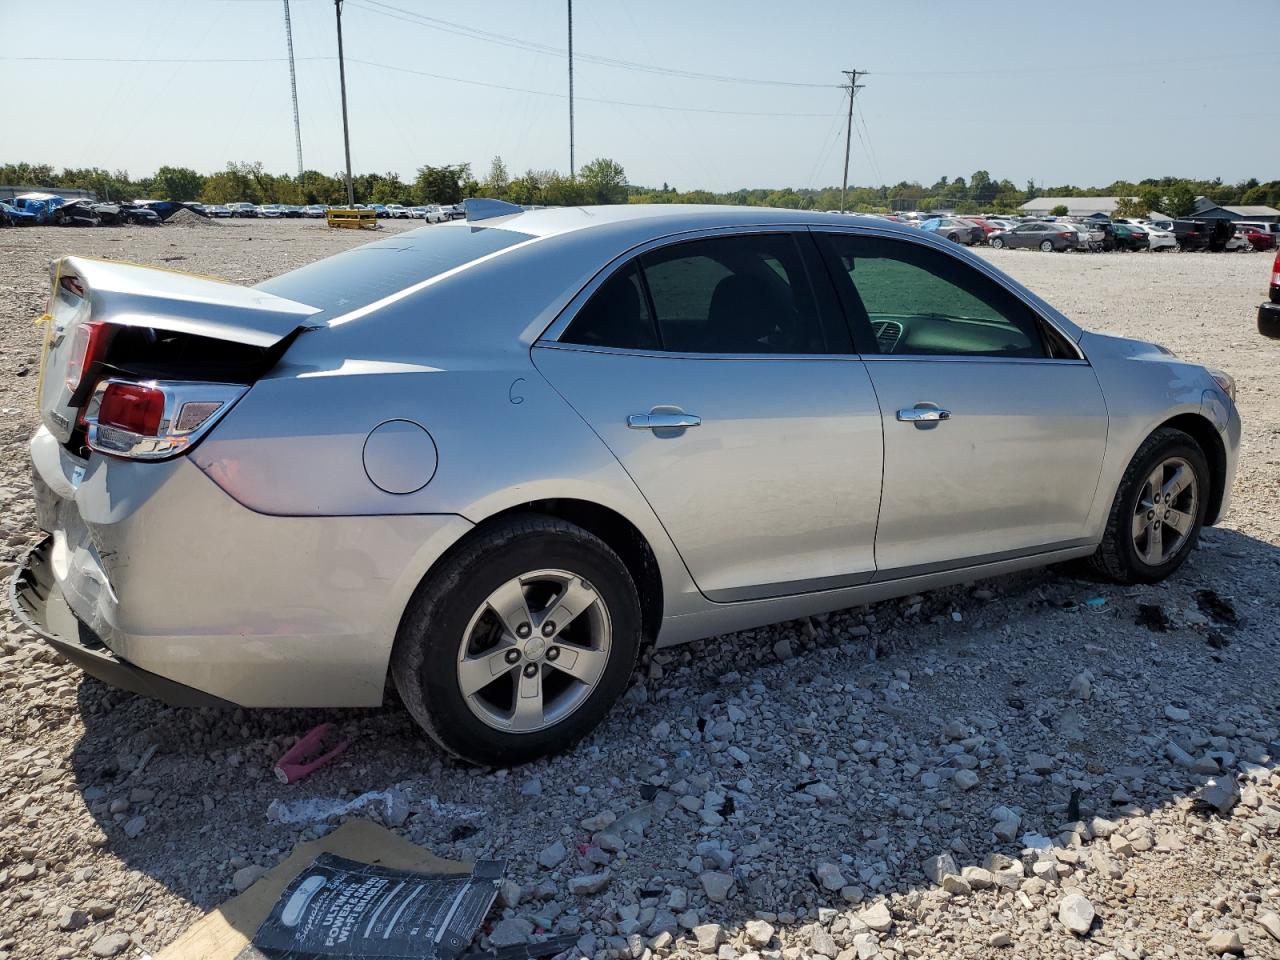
left=542, top=225, right=846, bottom=358
left=806, top=225, right=1086, bottom=363
left=539, top=221, right=1085, bottom=363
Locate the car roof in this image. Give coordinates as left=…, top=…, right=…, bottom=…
left=464, top=203, right=926, bottom=243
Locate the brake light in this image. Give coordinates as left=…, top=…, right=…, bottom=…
left=64, top=321, right=112, bottom=393
left=86, top=378, right=247, bottom=460
left=98, top=382, right=166, bottom=435
left=1271, top=251, right=1280, bottom=289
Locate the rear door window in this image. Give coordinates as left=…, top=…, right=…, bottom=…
left=640, top=233, right=842, bottom=354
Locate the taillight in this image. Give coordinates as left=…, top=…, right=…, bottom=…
left=86, top=378, right=248, bottom=460
left=1271, top=251, right=1280, bottom=289
left=98, top=382, right=166, bottom=435
left=64, top=320, right=112, bottom=394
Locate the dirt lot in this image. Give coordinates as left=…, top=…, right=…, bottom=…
left=0, top=220, right=1278, bottom=960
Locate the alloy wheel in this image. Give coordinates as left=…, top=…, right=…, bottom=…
left=456, top=569, right=612, bottom=733
left=1131, top=456, right=1198, bottom=566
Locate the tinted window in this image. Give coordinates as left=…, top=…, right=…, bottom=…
left=639, top=234, right=832, bottom=354
left=562, top=262, right=660, bottom=350
left=816, top=234, right=1047, bottom=358
left=257, top=225, right=532, bottom=323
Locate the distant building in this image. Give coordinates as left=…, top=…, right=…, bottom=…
left=1190, top=197, right=1280, bottom=223
left=1019, top=196, right=1135, bottom=217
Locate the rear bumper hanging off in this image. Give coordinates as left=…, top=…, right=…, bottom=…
left=8, top=536, right=233, bottom=709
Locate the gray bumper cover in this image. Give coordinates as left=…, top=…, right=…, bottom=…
left=9, top=536, right=233, bottom=709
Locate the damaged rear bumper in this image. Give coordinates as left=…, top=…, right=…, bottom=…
left=10, top=537, right=232, bottom=708
left=12, top=425, right=474, bottom=708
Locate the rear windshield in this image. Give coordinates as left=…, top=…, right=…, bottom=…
left=256, top=225, right=533, bottom=322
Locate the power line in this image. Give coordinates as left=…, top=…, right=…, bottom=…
left=0, top=54, right=843, bottom=119
left=349, top=0, right=840, bottom=89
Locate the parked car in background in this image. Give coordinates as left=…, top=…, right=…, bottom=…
left=385, top=204, right=411, bottom=219
left=0, top=200, right=38, bottom=226
left=1242, top=228, right=1276, bottom=251
left=282, top=205, right=306, bottom=218
left=369, top=204, right=389, bottom=218
left=1259, top=248, right=1280, bottom=337
left=989, top=221, right=1077, bottom=251
left=408, top=206, right=428, bottom=219
left=1170, top=219, right=1234, bottom=252
left=257, top=204, right=285, bottom=218
left=1061, top=222, right=1098, bottom=252
left=918, top=217, right=983, bottom=245
left=6, top=194, right=66, bottom=224
left=424, top=204, right=449, bottom=224
left=1109, top=223, right=1148, bottom=252
left=448, top=204, right=467, bottom=220
left=227, top=202, right=258, bottom=218
left=12, top=203, right=1240, bottom=766
left=303, top=204, right=329, bottom=218
left=960, top=217, right=998, bottom=242
left=205, top=204, right=232, bottom=218
left=1142, top=224, right=1177, bottom=251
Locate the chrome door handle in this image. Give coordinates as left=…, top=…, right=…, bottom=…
left=627, top=412, right=701, bottom=430
left=896, top=404, right=952, bottom=424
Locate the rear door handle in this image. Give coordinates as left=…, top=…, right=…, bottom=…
left=627, top=412, right=701, bottom=430
left=896, top=403, right=952, bottom=426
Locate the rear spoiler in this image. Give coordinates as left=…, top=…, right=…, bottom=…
left=54, top=256, right=321, bottom=348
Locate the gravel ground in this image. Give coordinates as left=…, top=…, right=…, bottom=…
left=0, top=220, right=1278, bottom=960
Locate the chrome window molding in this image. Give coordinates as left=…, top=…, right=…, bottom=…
left=537, top=221, right=1087, bottom=364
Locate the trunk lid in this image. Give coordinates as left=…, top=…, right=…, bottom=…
left=38, top=255, right=320, bottom=446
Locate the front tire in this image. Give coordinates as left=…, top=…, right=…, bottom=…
left=391, top=514, right=642, bottom=766
left=1088, top=428, right=1209, bottom=584
left=991, top=237, right=1005, bottom=249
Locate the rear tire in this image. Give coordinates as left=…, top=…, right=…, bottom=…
left=1088, top=428, right=1210, bottom=584
left=391, top=514, right=642, bottom=766
left=1040, top=239, right=1054, bottom=252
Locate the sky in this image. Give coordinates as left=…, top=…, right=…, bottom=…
left=2, top=0, right=1275, bottom=193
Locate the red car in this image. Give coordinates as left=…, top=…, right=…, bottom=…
left=1244, top=228, right=1276, bottom=252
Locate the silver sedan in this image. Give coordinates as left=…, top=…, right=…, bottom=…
left=13, top=202, right=1240, bottom=766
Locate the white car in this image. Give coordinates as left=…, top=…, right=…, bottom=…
left=408, top=206, right=429, bottom=219
left=1143, top=225, right=1177, bottom=252
left=257, top=204, right=285, bottom=218
left=424, top=204, right=449, bottom=224
left=385, top=204, right=411, bottom=219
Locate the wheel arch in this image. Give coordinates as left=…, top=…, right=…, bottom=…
left=402, top=498, right=666, bottom=651
left=1153, top=412, right=1227, bottom=524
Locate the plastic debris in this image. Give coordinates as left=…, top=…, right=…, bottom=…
left=274, top=723, right=349, bottom=784
left=1193, top=773, right=1240, bottom=816
left=1084, top=596, right=1107, bottom=608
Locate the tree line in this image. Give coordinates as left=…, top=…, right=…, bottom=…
left=3, top=159, right=1277, bottom=217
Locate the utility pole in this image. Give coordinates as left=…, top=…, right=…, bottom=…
left=839, top=69, right=865, bottom=213
left=283, top=0, right=304, bottom=181
left=335, top=0, right=355, bottom=206
left=567, top=0, right=575, bottom=178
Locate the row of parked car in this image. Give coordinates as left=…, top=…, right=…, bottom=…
left=0, top=193, right=163, bottom=227
left=867, top=211, right=1280, bottom=253
left=202, top=201, right=465, bottom=221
